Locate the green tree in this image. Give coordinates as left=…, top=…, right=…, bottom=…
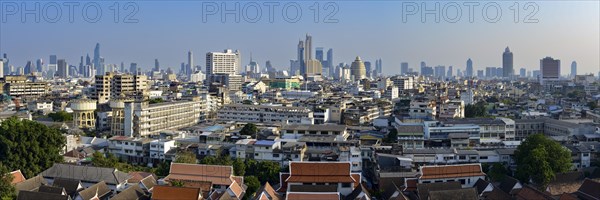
left=48, top=111, right=73, bottom=122
left=240, top=123, right=258, bottom=136
left=0, top=163, right=16, bottom=200
left=175, top=151, right=197, bottom=164
left=246, top=160, right=280, bottom=184
left=243, top=176, right=260, bottom=199
left=465, top=102, right=487, bottom=118
left=384, top=128, right=398, bottom=143
left=155, top=161, right=171, bottom=177
left=488, top=163, right=509, bottom=181
left=171, top=180, right=185, bottom=187
left=91, top=152, right=118, bottom=168
left=149, top=98, right=165, bottom=104
left=233, top=159, right=246, bottom=176
left=0, top=117, right=65, bottom=178
left=515, top=134, right=572, bottom=189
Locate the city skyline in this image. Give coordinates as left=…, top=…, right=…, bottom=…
left=0, top=1, right=598, bottom=76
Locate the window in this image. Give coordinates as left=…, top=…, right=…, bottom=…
left=255, top=153, right=259, bottom=156
left=342, top=183, right=351, bottom=188
left=459, top=156, right=466, bottom=160
left=273, top=154, right=280, bottom=158
left=459, top=179, right=466, bottom=184
left=435, top=180, right=443, bottom=183
left=422, top=181, right=430, bottom=184
left=480, top=156, right=488, bottom=160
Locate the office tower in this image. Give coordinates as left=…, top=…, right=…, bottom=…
left=57, top=59, right=68, bottom=78
left=540, top=57, right=560, bottom=84
left=154, top=59, right=160, bottom=71
left=350, top=56, right=366, bottom=81
left=316, top=47, right=324, bottom=62
left=527, top=71, right=532, bottom=78
left=69, top=65, right=78, bottom=77
left=520, top=68, right=526, bottom=78
left=532, top=70, right=541, bottom=79
left=24, top=61, right=34, bottom=74
left=86, top=54, right=91, bottom=66
left=187, top=51, right=193, bottom=76
left=246, top=57, right=260, bottom=74
left=375, top=59, right=383, bottom=75
left=447, top=66, right=453, bottom=77
left=206, top=49, right=241, bottom=76
left=304, top=60, right=322, bottom=78
left=36, top=59, right=43, bottom=73
left=496, top=67, right=503, bottom=77
left=326, top=48, right=333, bottom=68
left=401, top=62, right=409, bottom=75
left=466, top=58, right=473, bottom=77
left=304, top=34, right=312, bottom=62
left=503, top=47, right=513, bottom=78
left=130, top=63, right=138, bottom=74
left=571, top=61, right=577, bottom=78
left=297, top=40, right=305, bottom=72
left=265, top=60, right=274, bottom=72
left=477, top=70, right=484, bottom=78
left=420, top=61, right=426, bottom=74
left=364, top=61, right=372, bottom=78
left=434, top=65, right=446, bottom=78
left=94, top=43, right=101, bottom=73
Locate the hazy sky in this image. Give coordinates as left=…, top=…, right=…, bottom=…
left=1, top=1, right=598, bottom=75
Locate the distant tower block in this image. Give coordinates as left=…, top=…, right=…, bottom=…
left=109, top=96, right=134, bottom=135
left=71, top=97, right=97, bottom=129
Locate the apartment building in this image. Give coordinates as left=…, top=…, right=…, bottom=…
left=280, top=124, right=349, bottom=141
left=107, top=136, right=153, bottom=165
left=1, top=75, right=49, bottom=98
left=123, top=97, right=207, bottom=137
left=217, top=104, right=313, bottom=124
left=92, top=72, right=148, bottom=104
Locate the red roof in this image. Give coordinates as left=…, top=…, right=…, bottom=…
left=166, top=163, right=234, bottom=186
left=286, top=162, right=355, bottom=183
left=420, top=164, right=485, bottom=180
left=152, top=185, right=201, bottom=200
left=286, top=192, right=340, bottom=200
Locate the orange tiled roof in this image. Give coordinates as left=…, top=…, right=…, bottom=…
left=228, top=180, right=244, bottom=199
left=166, top=163, right=234, bottom=186
left=286, top=192, right=340, bottom=200
left=10, top=170, right=26, bottom=185
left=286, top=162, right=355, bottom=183
left=151, top=185, right=201, bottom=200
left=420, top=164, right=485, bottom=180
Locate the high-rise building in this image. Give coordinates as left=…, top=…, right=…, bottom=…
left=350, top=56, right=366, bottom=81
left=57, top=59, right=68, bottom=78
left=24, top=61, right=34, bottom=74
left=434, top=66, right=446, bottom=78
left=315, top=47, right=324, bottom=62
left=94, top=43, right=101, bottom=73
left=447, top=66, right=453, bottom=77
left=265, top=60, right=275, bottom=72
left=540, top=57, right=560, bottom=84
left=206, top=49, right=241, bottom=77
left=187, top=51, right=193, bottom=77
left=375, top=59, right=383, bottom=75
left=466, top=58, right=473, bottom=77
left=326, top=49, right=333, bottom=69
left=520, top=68, right=526, bottom=78
left=364, top=61, right=372, bottom=78
left=304, top=34, right=313, bottom=61
left=571, top=61, right=577, bottom=78
left=401, top=62, right=409, bottom=75
left=36, top=59, right=43, bottom=73
left=420, top=61, right=426, bottom=74
left=130, top=63, right=138, bottom=74
left=502, top=47, right=513, bottom=78
left=93, top=72, right=149, bottom=104
left=477, top=70, right=484, bottom=78
left=154, top=59, right=160, bottom=71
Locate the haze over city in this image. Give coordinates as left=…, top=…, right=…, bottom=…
left=1, top=1, right=599, bottom=75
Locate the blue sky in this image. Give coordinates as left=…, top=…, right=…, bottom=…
left=1, top=1, right=598, bottom=75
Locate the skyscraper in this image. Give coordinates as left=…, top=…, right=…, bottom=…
left=315, top=47, right=324, bottom=62
left=0, top=59, right=4, bottom=78
left=94, top=43, right=101, bottom=73
left=155, top=59, right=160, bottom=71
left=364, top=61, right=372, bottom=78
left=350, top=56, right=366, bottom=81
left=503, top=47, right=513, bottom=78
left=36, top=59, right=43, bottom=73
left=434, top=65, right=446, bottom=78
left=447, top=66, right=453, bottom=77
left=466, top=58, right=473, bottom=77
left=130, top=63, right=138, bottom=74
left=401, top=62, right=409, bottom=75
left=57, top=59, right=68, bottom=78
left=571, top=61, right=577, bottom=78
left=420, top=61, right=426, bottom=75
left=520, top=68, right=526, bottom=77
left=304, top=34, right=312, bottom=62
left=326, top=49, right=333, bottom=68
left=187, top=51, right=193, bottom=76
left=206, top=49, right=241, bottom=76
left=540, top=57, right=560, bottom=84
left=24, top=61, right=34, bottom=74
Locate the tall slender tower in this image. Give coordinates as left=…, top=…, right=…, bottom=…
left=502, top=47, right=513, bottom=78
left=571, top=61, right=577, bottom=78
left=466, top=58, right=473, bottom=77
left=304, top=34, right=312, bottom=62
left=187, top=51, right=193, bottom=76
left=94, top=43, right=101, bottom=73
